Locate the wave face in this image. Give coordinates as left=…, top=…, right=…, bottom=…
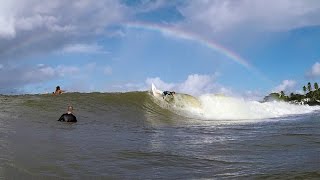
left=150, top=92, right=320, bottom=121
left=4, top=91, right=319, bottom=124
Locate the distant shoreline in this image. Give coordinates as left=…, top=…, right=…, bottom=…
left=263, top=82, right=320, bottom=106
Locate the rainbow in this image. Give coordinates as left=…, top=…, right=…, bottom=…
left=123, top=22, right=252, bottom=70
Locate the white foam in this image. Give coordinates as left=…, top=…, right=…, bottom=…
left=167, top=94, right=320, bottom=121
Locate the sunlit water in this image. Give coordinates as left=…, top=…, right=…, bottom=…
left=0, top=92, right=319, bottom=179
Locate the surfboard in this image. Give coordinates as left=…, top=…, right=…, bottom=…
left=151, top=83, right=163, bottom=98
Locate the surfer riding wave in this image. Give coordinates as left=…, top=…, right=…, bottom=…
left=162, top=91, right=175, bottom=99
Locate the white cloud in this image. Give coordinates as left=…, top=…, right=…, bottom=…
left=0, top=64, right=81, bottom=92
left=15, top=14, right=74, bottom=32
left=111, top=73, right=231, bottom=96
left=103, top=66, right=113, bottom=75
left=179, top=0, right=320, bottom=34
left=109, top=83, right=145, bottom=92
left=145, top=77, right=175, bottom=91
left=0, top=0, right=126, bottom=60
left=55, top=65, right=80, bottom=76
left=0, top=0, right=319, bottom=62
left=243, top=90, right=264, bottom=101
left=37, top=66, right=55, bottom=77
left=0, top=0, right=127, bottom=39
left=22, top=65, right=80, bottom=82
left=273, top=80, right=296, bottom=93
left=176, top=74, right=216, bottom=95
left=61, top=43, right=109, bottom=54
left=306, top=62, right=320, bottom=78
left=132, top=0, right=169, bottom=13
left=83, top=63, right=97, bottom=72
left=0, top=16, right=15, bottom=38
left=145, top=74, right=230, bottom=96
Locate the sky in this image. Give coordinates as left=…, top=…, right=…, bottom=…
left=1, top=0, right=320, bottom=99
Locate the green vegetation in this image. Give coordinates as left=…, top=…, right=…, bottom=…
left=263, top=82, right=320, bottom=105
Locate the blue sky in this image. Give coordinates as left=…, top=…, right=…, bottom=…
left=1, top=0, right=320, bottom=99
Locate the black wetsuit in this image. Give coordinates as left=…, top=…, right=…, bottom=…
left=58, top=113, right=77, bottom=122
left=162, top=91, right=175, bottom=100
left=163, top=91, right=173, bottom=96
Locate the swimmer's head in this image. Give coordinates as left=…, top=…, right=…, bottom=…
left=67, top=105, right=73, bottom=112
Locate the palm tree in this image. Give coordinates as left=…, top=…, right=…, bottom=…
left=303, top=86, right=307, bottom=94
left=314, top=82, right=319, bottom=91
left=307, top=82, right=312, bottom=92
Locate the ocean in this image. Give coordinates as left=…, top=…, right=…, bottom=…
left=0, top=92, right=319, bottom=179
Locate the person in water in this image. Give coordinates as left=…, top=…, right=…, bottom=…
left=58, top=106, right=77, bottom=122
left=53, top=86, right=64, bottom=95
left=162, top=91, right=175, bottom=99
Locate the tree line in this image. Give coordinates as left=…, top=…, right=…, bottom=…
left=263, top=82, right=320, bottom=105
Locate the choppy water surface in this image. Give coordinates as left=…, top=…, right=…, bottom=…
left=0, top=92, right=319, bottom=179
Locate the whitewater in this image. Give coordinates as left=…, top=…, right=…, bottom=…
left=151, top=92, right=319, bottom=121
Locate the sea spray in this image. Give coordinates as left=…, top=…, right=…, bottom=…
left=198, top=95, right=319, bottom=120
left=152, top=93, right=320, bottom=121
